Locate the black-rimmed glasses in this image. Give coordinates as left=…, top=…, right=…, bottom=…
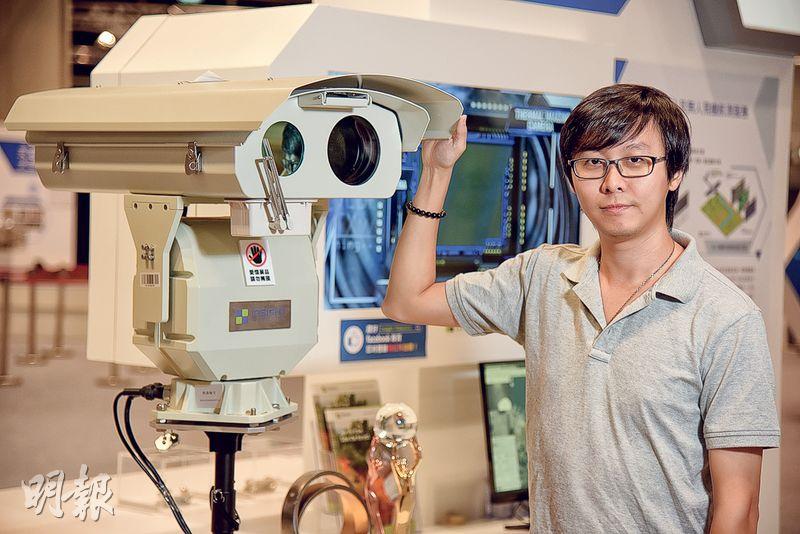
left=568, top=156, right=666, bottom=179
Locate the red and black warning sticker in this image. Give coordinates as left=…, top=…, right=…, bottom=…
left=238, top=240, right=276, bottom=287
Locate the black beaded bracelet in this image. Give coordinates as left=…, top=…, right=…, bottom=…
left=405, top=200, right=446, bottom=219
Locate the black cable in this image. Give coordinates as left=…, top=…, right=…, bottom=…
left=117, top=391, right=191, bottom=533
left=113, top=391, right=159, bottom=488
left=123, top=396, right=191, bottom=533
left=113, top=391, right=190, bottom=532
left=113, top=387, right=192, bottom=533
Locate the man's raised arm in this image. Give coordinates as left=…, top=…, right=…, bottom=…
left=381, top=115, right=467, bottom=327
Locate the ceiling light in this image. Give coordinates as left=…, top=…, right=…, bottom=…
left=96, top=31, right=116, bottom=49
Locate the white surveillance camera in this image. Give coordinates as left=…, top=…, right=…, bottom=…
left=5, top=75, right=462, bottom=429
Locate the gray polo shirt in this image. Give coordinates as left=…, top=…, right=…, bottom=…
left=445, top=229, right=779, bottom=533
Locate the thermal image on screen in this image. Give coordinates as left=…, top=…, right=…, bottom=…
left=438, top=141, right=511, bottom=255
left=324, top=82, right=582, bottom=309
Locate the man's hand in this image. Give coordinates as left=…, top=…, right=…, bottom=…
left=421, top=115, right=468, bottom=171
left=708, top=447, right=763, bottom=534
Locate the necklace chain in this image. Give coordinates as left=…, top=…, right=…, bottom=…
left=599, top=240, right=676, bottom=325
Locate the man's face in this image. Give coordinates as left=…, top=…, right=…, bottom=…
left=570, top=121, right=681, bottom=240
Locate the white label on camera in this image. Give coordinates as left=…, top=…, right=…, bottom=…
left=194, top=383, right=224, bottom=409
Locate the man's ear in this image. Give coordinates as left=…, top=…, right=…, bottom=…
left=668, top=171, right=684, bottom=191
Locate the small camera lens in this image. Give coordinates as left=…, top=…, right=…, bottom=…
left=328, top=116, right=380, bottom=186
left=263, top=121, right=304, bottom=177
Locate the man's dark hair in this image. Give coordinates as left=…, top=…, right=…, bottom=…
left=559, top=84, right=691, bottom=229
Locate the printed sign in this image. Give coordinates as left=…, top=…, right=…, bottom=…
left=506, top=106, right=571, bottom=135
left=0, top=141, right=35, bottom=173
left=239, top=239, right=276, bottom=286
left=0, top=126, right=75, bottom=270
left=618, top=60, right=777, bottom=301
left=340, top=319, right=426, bottom=362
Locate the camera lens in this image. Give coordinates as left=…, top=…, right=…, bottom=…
left=263, top=121, right=304, bottom=177
left=328, top=116, right=380, bottom=186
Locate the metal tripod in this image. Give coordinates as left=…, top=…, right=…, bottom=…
left=207, top=432, right=244, bottom=534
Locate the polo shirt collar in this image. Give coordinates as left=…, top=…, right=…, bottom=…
left=563, top=240, right=600, bottom=285
left=562, top=241, right=604, bottom=326
left=562, top=228, right=703, bottom=305
left=651, top=229, right=703, bottom=303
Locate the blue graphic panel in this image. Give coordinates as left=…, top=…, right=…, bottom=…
left=0, top=142, right=35, bottom=173
left=614, top=58, right=628, bottom=83
left=324, top=81, right=582, bottom=309
left=516, top=0, right=629, bottom=15
left=340, top=319, right=426, bottom=362
left=788, top=248, right=800, bottom=297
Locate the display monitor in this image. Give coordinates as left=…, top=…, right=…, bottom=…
left=436, top=137, right=513, bottom=257
left=324, top=80, right=582, bottom=309
left=479, top=360, right=528, bottom=503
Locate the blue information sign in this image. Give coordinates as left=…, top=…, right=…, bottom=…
left=0, top=142, right=35, bottom=173
left=340, top=319, right=426, bottom=362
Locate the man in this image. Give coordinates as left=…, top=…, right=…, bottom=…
left=382, top=84, right=780, bottom=533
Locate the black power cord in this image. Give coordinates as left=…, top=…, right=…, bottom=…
left=113, top=384, right=192, bottom=533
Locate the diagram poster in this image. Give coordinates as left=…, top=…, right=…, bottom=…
left=0, top=124, right=76, bottom=270
left=618, top=61, right=779, bottom=303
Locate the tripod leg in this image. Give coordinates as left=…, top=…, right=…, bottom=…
left=207, top=432, right=244, bottom=534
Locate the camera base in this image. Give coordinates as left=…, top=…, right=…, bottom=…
left=153, top=376, right=297, bottom=428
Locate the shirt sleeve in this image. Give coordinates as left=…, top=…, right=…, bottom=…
left=444, top=249, right=538, bottom=343
left=700, top=310, right=780, bottom=449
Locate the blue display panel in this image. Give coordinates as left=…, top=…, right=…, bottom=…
left=324, top=82, right=582, bottom=309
